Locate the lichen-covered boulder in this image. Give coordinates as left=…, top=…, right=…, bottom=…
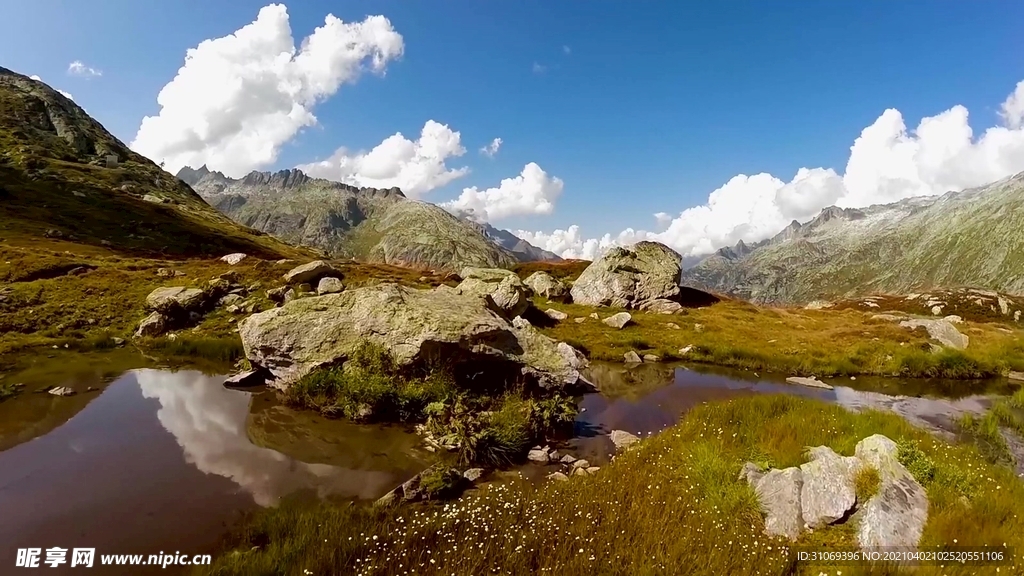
left=798, top=446, right=861, bottom=527
left=239, top=283, right=587, bottom=390
left=523, top=271, right=570, bottom=302
left=570, top=241, right=685, bottom=309
left=854, top=435, right=928, bottom=550
left=899, top=318, right=969, bottom=350
left=145, top=287, right=205, bottom=315
left=455, top=270, right=530, bottom=319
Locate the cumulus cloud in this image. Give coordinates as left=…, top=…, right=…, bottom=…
left=131, top=4, right=404, bottom=177
left=297, top=120, right=468, bottom=197
left=442, top=162, right=564, bottom=222
left=67, top=60, right=102, bottom=77
left=653, top=212, right=673, bottom=228
left=30, top=74, right=74, bottom=101
left=480, top=137, right=502, bottom=158
left=519, top=80, right=1024, bottom=260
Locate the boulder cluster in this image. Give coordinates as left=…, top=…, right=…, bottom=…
left=740, top=434, right=928, bottom=549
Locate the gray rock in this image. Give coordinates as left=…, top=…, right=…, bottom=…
left=460, top=267, right=518, bottom=283
left=642, top=354, right=661, bottom=363
left=623, top=351, right=642, bottom=364
left=998, top=296, right=1010, bottom=315
left=573, top=467, right=589, bottom=477
left=142, top=194, right=164, bottom=204
left=930, top=305, right=943, bottom=315
left=134, top=311, right=168, bottom=337
left=560, top=454, right=577, bottom=464
left=523, top=271, right=570, bottom=302
left=146, top=286, right=205, bottom=315
left=804, top=300, right=833, bottom=310
left=665, top=322, right=681, bottom=330
left=316, top=276, right=345, bottom=295
left=943, top=315, right=963, bottom=324
left=678, top=345, right=693, bottom=356
left=609, top=430, right=640, bottom=450
left=1009, top=371, right=1024, bottom=382
left=48, top=386, right=76, bottom=397
left=266, top=286, right=289, bottom=303
left=589, top=312, right=599, bottom=319
left=603, top=312, right=632, bottom=329
left=899, top=318, right=969, bottom=349
left=238, top=283, right=587, bottom=390
left=111, top=337, right=125, bottom=347
left=220, top=253, right=247, bottom=265
left=156, top=268, right=184, bottom=279
left=456, top=272, right=530, bottom=319
left=642, top=298, right=683, bottom=314
left=739, top=462, right=765, bottom=486
left=751, top=467, right=805, bottom=541
left=570, top=241, right=688, bottom=309
left=547, top=471, right=569, bottom=482
left=854, top=435, right=928, bottom=550
left=544, top=308, right=568, bottom=321
left=527, top=448, right=550, bottom=463
left=585, top=466, right=600, bottom=474
left=463, top=468, right=485, bottom=483
left=512, top=315, right=532, bottom=329
left=798, top=446, right=861, bottom=528
left=572, top=459, right=591, bottom=469
left=219, top=294, right=244, bottom=307
left=282, top=288, right=297, bottom=304
left=223, top=370, right=265, bottom=387
left=786, top=376, right=833, bottom=390
left=574, top=317, right=587, bottom=323
left=283, top=260, right=338, bottom=285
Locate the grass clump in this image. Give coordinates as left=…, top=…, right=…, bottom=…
left=853, top=465, right=881, bottom=502
left=895, top=438, right=937, bottom=484
left=200, top=394, right=1024, bottom=576
left=0, top=382, right=24, bottom=403
left=286, top=342, right=456, bottom=422
left=957, top=385, right=1024, bottom=465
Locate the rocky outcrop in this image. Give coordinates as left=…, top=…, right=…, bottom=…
left=283, top=260, right=339, bottom=285
left=899, top=318, right=969, bottom=350
left=571, top=241, right=718, bottom=312
left=145, top=287, right=206, bottom=316
left=455, top=268, right=531, bottom=319
left=741, top=435, right=928, bottom=549
left=238, top=283, right=588, bottom=391
left=523, top=271, right=570, bottom=302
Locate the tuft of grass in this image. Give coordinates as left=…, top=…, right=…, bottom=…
left=896, top=438, right=938, bottom=485
left=286, top=342, right=456, bottom=421
left=957, top=385, right=1024, bottom=465
left=200, top=395, right=1024, bottom=576
left=145, top=336, right=245, bottom=364
left=0, top=381, right=24, bottom=403
left=853, top=465, right=881, bottom=502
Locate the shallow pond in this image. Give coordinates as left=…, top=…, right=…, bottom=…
left=0, top=354, right=1013, bottom=573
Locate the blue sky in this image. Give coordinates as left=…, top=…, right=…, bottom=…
left=4, top=1, right=1024, bottom=257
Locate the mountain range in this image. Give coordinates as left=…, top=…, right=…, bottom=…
left=178, top=165, right=559, bottom=271
left=682, top=172, right=1024, bottom=305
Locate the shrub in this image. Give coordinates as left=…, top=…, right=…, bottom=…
left=896, top=438, right=937, bottom=485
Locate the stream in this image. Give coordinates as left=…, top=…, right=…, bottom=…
left=0, top=355, right=1014, bottom=574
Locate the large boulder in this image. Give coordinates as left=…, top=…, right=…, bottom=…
left=523, top=271, right=570, bottom=302
left=145, top=286, right=205, bottom=315
left=134, top=311, right=168, bottom=338
left=283, top=260, right=339, bottom=285
left=854, top=435, right=928, bottom=550
left=751, top=467, right=805, bottom=541
left=570, top=241, right=703, bottom=311
left=455, top=269, right=530, bottom=319
left=239, top=283, right=587, bottom=390
left=798, top=446, right=861, bottom=527
left=899, top=319, right=969, bottom=350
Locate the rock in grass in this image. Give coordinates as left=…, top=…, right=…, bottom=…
left=544, top=308, right=568, bottom=321
left=750, top=467, right=804, bottom=541
left=574, top=317, right=587, bottom=323
left=134, top=311, right=168, bottom=337
left=854, top=435, right=928, bottom=550
left=527, top=448, right=550, bottom=463
left=603, top=312, right=632, bottom=329
left=570, top=241, right=684, bottom=309
left=1009, top=371, right=1024, bottom=382
left=547, top=471, right=569, bottom=482
left=786, top=376, right=833, bottom=390
left=589, top=312, right=599, bottom=320
left=623, top=351, right=642, bottom=364
left=643, top=299, right=683, bottom=314
left=586, top=466, right=600, bottom=475
left=642, top=354, right=661, bottom=363
left=316, top=276, right=345, bottom=295
left=523, top=271, right=570, bottom=302
left=665, top=322, right=681, bottom=330
left=799, top=446, right=861, bottom=528
left=239, top=283, right=588, bottom=390
left=463, top=468, right=486, bottom=483
left=609, top=430, right=640, bottom=450
left=145, top=286, right=205, bottom=315
left=456, top=273, right=530, bottom=319
left=678, top=345, right=693, bottom=356
left=899, top=318, right=969, bottom=350
left=560, top=454, right=577, bottom=464
left=283, top=260, right=338, bottom=285
left=572, top=459, right=591, bottom=469
left=48, top=386, right=76, bottom=397
left=220, top=253, right=247, bottom=265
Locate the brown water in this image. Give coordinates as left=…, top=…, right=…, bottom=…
left=0, top=357, right=1013, bottom=574
left=0, top=369, right=429, bottom=574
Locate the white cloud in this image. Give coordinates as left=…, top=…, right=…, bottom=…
left=532, top=62, right=547, bottom=74
left=29, top=74, right=74, bottom=101
left=297, top=120, right=468, bottom=197
left=442, top=162, right=564, bottom=222
left=480, top=137, right=502, bottom=158
left=131, top=4, right=404, bottom=178
left=653, top=212, right=673, bottom=228
left=67, top=60, right=102, bottom=77
left=563, top=45, right=572, bottom=55
left=519, top=80, right=1024, bottom=260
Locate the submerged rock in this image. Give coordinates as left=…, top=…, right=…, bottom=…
left=48, top=386, right=76, bottom=397
left=239, top=283, right=588, bottom=390
left=786, top=376, right=833, bottom=390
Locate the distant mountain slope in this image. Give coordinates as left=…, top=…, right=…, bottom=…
left=180, top=166, right=522, bottom=271
left=461, top=219, right=562, bottom=262
left=682, top=172, right=1024, bottom=305
left=0, top=67, right=304, bottom=259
